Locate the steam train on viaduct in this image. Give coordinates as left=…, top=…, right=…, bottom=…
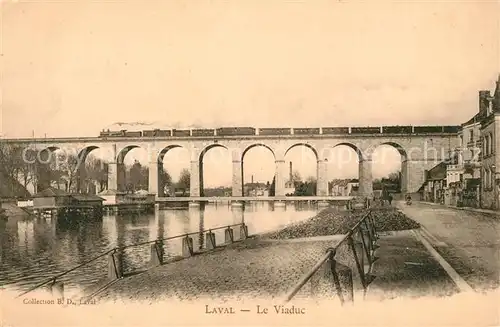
left=98, top=126, right=460, bottom=138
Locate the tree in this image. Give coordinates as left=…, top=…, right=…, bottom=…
left=0, top=144, right=34, bottom=197
left=384, top=170, right=401, bottom=192
left=291, top=170, right=302, bottom=185
left=126, top=160, right=149, bottom=192
left=305, top=176, right=317, bottom=196
left=85, top=155, right=108, bottom=193
left=177, top=168, right=190, bottom=195
left=159, top=167, right=172, bottom=193
left=372, top=178, right=382, bottom=190
left=388, top=171, right=401, bottom=183
left=294, top=176, right=317, bottom=196
left=268, top=176, right=276, bottom=196
left=50, top=152, right=80, bottom=192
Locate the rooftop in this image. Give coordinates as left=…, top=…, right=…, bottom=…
left=71, top=194, right=105, bottom=202
left=99, top=189, right=127, bottom=196
left=33, top=187, right=70, bottom=198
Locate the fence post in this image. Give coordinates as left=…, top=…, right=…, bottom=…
left=50, top=279, right=64, bottom=299
left=358, top=226, right=372, bottom=273
left=225, top=226, right=234, bottom=244
left=149, top=241, right=163, bottom=268
left=348, top=236, right=366, bottom=289
left=336, top=261, right=354, bottom=303
left=205, top=230, right=216, bottom=250
left=366, top=213, right=380, bottom=261
left=240, top=223, right=248, bottom=240
left=182, top=235, right=194, bottom=257
left=108, top=248, right=123, bottom=280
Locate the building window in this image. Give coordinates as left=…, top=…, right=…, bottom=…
left=459, top=135, right=463, bottom=147
left=490, top=132, right=494, bottom=155
left=489, top=169, right=493, bottom=189
left=485, top=168, right=490, bottom=189
left=470, top=130, right=474, bottom=143
left=488, top=134, right=492, bottom=155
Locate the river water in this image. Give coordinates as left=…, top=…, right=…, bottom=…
left=0, top=202, right=318, bottom=297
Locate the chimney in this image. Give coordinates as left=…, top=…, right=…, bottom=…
left=251, top=175, right=254, bottom=184
left=479, top=90, right=491, bottom=114
left=289, top=161, right=293, bottom=182
left=494, top=75, right=500, bottom=111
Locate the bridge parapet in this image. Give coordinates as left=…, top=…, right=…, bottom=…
left=2, top=124, right=461, bottom=145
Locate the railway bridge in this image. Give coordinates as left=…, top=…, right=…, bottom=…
left=3, top=125, right=460, bottom=200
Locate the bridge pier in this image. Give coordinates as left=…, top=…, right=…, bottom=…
left=403, top=159, right=440, bottom=194
left=232, top=160, right=243, bottom=197
left=190, top=160, right=201, bottom=197
left=274, top=200, right=286, bottom=209
left=358, top=159, right=373, bottom=198
left=275, top=160, right=286, bottom=197
left=188, top=201, right=200, bottom=208
left=316, top=159, right=329, bottom=196
left=231, top=200, right=244, bottom=208
left=107, top=162, right=118, bottom=191
left=148, top=160, right=160, bottom=196
left=318, top=200, right=330, bottom=207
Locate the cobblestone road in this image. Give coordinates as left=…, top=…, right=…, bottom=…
left=97, top=237, right=341, bottom=303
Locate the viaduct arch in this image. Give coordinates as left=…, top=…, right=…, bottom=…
left=5, top=126, right=459, bottom=199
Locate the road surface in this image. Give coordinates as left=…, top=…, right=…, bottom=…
left=397, top=202, right=500, bottom=292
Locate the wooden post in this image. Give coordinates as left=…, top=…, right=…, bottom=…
left=334, top=261, right=354, bottom=303
left=107, top=249, right=123, bottom=280
left=348, top=236, right=366, bottom=289
left=149, top=241, right=163, bottom=267
left=182, top=236, right=194, bottom=257
left=224, top=227, right=234, bottom=244
left=50, top=280, right=64, bottom=299
left=205, top=231, right=216, bottom=250
left=240, top=224, right=248, bottom=240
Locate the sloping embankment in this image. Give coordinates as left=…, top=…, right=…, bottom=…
left=262, top=207, right=420, bottom=240
left=2, top=202, right=32, bottom=218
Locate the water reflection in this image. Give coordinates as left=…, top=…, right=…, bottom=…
left=0, top=202, right=318, bottom=294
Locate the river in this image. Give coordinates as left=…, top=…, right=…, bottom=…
left=0, top=202, right=318, bottom=297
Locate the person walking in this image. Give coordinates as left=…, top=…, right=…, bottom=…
left=388, top=194, right=393, bottom=206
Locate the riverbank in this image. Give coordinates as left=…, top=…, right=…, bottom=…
left=261, top=206, right=420, bottom=240
left=94, top=205, right=422, bottom=302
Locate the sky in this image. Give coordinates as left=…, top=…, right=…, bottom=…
left=2, top=0, right=499, bottom=187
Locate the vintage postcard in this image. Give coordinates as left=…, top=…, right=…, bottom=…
left=1, top=0, right=499, bottom=326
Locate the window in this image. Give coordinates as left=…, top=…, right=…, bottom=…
left=470, top=130, right=474, bottom=143
left=485, top=169, right=490, bottom=189
left=490, top=132, right=494, bottom=155
left=459, top=135, right=463, bottom=147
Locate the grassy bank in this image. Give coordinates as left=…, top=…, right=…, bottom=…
left=262, top=206, right=420, bottom=240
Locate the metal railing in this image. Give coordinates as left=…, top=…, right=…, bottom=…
left=16, top=248, right=115, bottom=298
left=283, top=210, right=378, bottom=305
left=16, top=222, right=249, bottom=298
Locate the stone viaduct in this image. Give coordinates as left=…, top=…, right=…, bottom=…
left=3, top=126, right=460, bottom=200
